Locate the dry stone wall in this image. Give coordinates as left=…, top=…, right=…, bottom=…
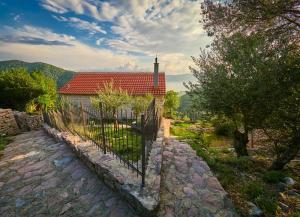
left=13, top=112, right=43, bottom=131
left=0, top=109, right=19, bottom=135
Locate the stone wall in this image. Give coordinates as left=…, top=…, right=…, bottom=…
left=0, top=109, right=19, bottom=135
left=13, top=112, right=43, bottom=131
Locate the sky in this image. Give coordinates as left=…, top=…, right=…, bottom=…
left=0, top=0, right=211, bottom=75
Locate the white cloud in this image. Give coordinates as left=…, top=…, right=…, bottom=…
left=13, top=14, right=21, bottom=21
left=9, top=0, right=211, bottom=75
left=96, top=38, right=104, bottom=46
left=0, top=25, right=76, bottom=45
left=0, top=25, right=139, bottom=71
left=105, top=0, right=210, bottom=74
left=41, top=0, right=119, bottom=21
left=53, top=16, right=106, bottom=34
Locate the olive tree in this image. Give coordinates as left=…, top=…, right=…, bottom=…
left=186, top=33, right=291, bottom=157
left=131, top=93, right=153, bottom=116
left=164, top=90, right=180, bottom=119
left=91, top=82, right=130, bottom=130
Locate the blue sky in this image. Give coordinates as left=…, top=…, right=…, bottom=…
left=0, top=0, right=210, bottom=74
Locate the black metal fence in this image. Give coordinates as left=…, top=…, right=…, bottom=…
left=43, top=99, right=161, bottom=186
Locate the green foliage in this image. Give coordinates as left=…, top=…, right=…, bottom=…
left=130, top=93, right=153, bottom=116
left=30, top=71, right=57, bottom=111
left=212, top=117, right=235, bottom=137
left=91, top=82, right=130, bottom=112
left=164, top=90, right=180, bottom=118
left=225, top=156, right=255, bottom=172
left=255, top=195, right=277, bottom=215
left=0, top=60, right=75, bottom=88
left=201, top=0, right=299, bottom=44
left=178, top=93, right=192, bottom=112
left=198, top=0, right=300, bottom=168
left=0, top=136, right=12, bottom=151
left=187, top=31, right=300, bottom=163
left=243, top=181, right=265, bottom=200
left=0, top=68, right=44, bottom=111
left=263, top=170, right=285, bottom=183
left=0, top=68, right=57, bottom=112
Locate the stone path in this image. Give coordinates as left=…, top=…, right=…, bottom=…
left=0, top=130, right=138, bottom=217
left=158, top=138, right=237, bottom=217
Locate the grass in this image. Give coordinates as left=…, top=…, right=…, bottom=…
left=0, top=135, right=12, bottom=151
left=170, top=119, right=300, bottom=217
left=72, top=122, right=142, bottom=162
left=263, top=170, right=285, bottom=183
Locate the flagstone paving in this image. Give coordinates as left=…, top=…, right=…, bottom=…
left=0, top=130, right=138, bottom=217
left=157, top=138, right=237, bottom=217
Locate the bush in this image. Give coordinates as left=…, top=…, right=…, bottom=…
left=263, top=170, right=285, bottom=183
left=243, top=181, right=265, bottom=200
left=215, top=122, right=235, bottom=137
left=212, top=117, right=235, bottom=137
left=255, top=195, right=277, bottom=215
left=226, top=156, right=255, bottom=171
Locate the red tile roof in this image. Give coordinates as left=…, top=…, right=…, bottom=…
left=59, top=72, right=166, bottom=96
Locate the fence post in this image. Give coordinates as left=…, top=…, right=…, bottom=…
left=152, top=100, right=156, bottom=140
left=141, top=114, right=146, bottom=187
left=100, top=102, right=107, bottom=154
left=80, top=102, right=86, bottom=139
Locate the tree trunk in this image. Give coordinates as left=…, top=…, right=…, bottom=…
left=270, top=136, right=300, bottom=170
left=233, top=130, right=249, bottom=157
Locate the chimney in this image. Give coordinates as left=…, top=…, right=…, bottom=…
left=154, top=56, right=159, bottom=88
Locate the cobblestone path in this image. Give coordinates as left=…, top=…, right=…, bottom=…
left=0, top=130, right=138, bottom=217
left=158, top=138, right=237, bottom=217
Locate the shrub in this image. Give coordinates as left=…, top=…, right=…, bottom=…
left=263, top=170, right=285, bottom=183
left=214, top=122, right=235, bottom=137
left=243, top=181, right=265, bottom=200
left=227, top=156, right=255, bottom=171
left=212, top=117, right=235, bottom=137
left=255, top=195, right=277, bottom=215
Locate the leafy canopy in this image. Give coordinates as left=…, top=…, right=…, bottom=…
left=164, top=90, right=180, bottom=118
left=131, top=93, right=153, bottom=116
left=0, top=68, right=44, bottom=111
left=91, top=81, right=130, bottom=112
left=30, top=71, right=57, bottom=111
left=201, top=0, right=299, bottom=44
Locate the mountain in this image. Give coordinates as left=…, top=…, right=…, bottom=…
left=0, top=60, right=75, bottom=88
left=166, top=74, right=196, bottom=91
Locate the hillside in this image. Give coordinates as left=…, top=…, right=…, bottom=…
left=0, top=60, right=75, bottom=88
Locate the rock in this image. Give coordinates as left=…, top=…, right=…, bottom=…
left=60, top=202, right=72, bottom=215
left=277, top=182, right=287, bottom=192
left=183, top=187, right=197, bottom=197
left=15, top=198, right=26, bottom=208
left=192, top=173, right=205, bottom=187
left=287, top=189, right=300, bottom=197
left=247, top=202, right=262, bottom=217
left=54, top=157, right=73, bottom=167
left=105, top=197, right=117, bottom=207
left=278, top=202, right=289, bottom=212
left=283, top=177, right=295, bottom=187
